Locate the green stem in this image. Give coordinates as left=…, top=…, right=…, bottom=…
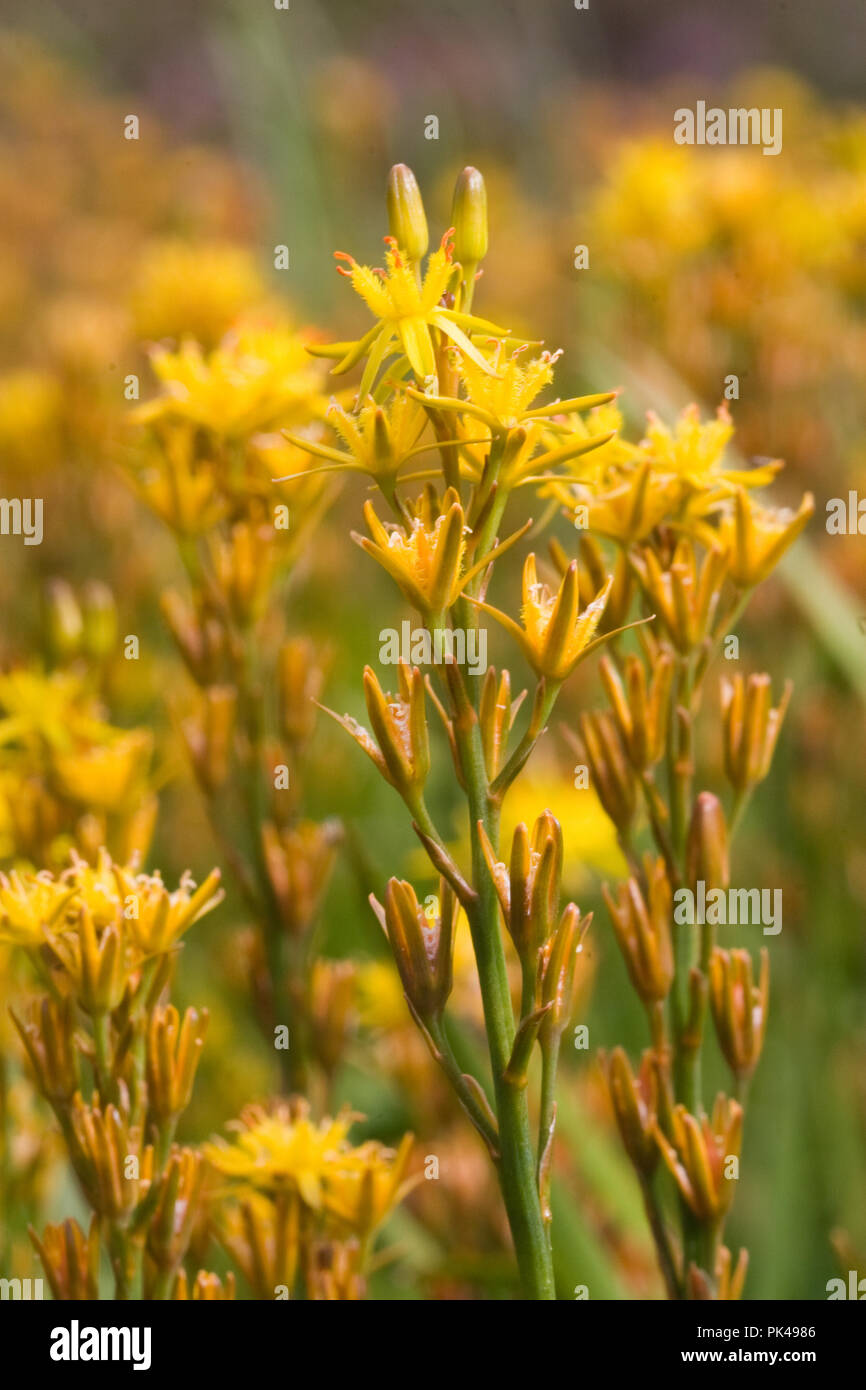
left=461, top=713, right=555, bottom=1299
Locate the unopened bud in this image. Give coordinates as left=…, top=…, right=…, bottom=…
left=43, top=579, right=83, bottom=660
left=686, top=792, right=729, bottom=892
left=452, top=166, right=488, bottom=269
left=386, top=164, right=429, bottom=263
left=81, top=581, right=118, bottom=660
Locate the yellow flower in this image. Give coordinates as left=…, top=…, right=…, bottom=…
left=130, top=239, right=267, bottom=347
left=717, top=486, right=814, bottom=587
left=0, top=369, right=62, bottom=474
left=640, top=404, right=780, bottom=503
left=322, top=1133, right=416, bottom=1239
left=353, top=485, right=529, bottom=619
left=654, top=1096, right=743, bottom=1223
left=136, top=321, right=326, bottom=438
left=316, top=232, right=509, bottom=394
left=204, top=1099, right=357, bottom=1207
left=51, top=730, right=154, bottom=813
left=473, top=552, right=621, bottom=683
left=410, top=343, right=617, bottom=490
left=280, top=393, right=433, bottom=502
left=111, top=863, right=223, bottom=956
left=0, top=871, right=77, bottom=948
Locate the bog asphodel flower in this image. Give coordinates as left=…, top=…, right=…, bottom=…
left=281, top=394, right=432, bottom=501
left=110, top=862, right=223, bottom=957
left=322, top=1133, right=416, bottom=1240
left=136, top=321, right=326, bottom=438
left=369, top=877, right=456, bottom=1024
left=205, top=1098, right=357, bottom=1206
left=605, top=1046, right=667, bottom=1174
left=0, top=871, right=77, bottom=947
left=721, top=673, right=792, bottom=793
left=654, top=1095, right=744, bottom=1223
left=352, top=488, right=522, bottom=619
left=709, top=947, right=769, bottom=1082
left=631, top=538, right=727, bottom=654
left=325, top=663, right=430, bottom=802
left=603, top=856, right=674, bottom=1005
left=599, top=650, right=674, bottom=771
left=474, top=553, right=616, bottom=684
left=30, top=1217, right=101, bottom=1301
left=478, top=812, right=562, bottom=969
left=717, top=486, right=814, bottom=587
left=641, top=404, right=780, bottom=503
left=317, top=230, right=508, bottom=393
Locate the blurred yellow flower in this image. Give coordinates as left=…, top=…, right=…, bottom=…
left=131, top=239, right=267, bottom=347
left=136, top=321, right=326, bottom=438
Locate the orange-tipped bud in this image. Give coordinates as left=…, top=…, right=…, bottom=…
left=603, top=856, right=674, bottom=1004
left=183, top=685, right=237, bottom=793
left=363, top=663, right=430, bottom=798
left=479, top=667, right=525, bottom=781
left=278, top=636, right=325, bottom=745
left=68, top=1095, right=153, bottom=1221
left=709, top=947, right=769, bottom=1082
left=147, top=1147, right=205, bottom=1274
left=261, top=818, right=340, bottom=938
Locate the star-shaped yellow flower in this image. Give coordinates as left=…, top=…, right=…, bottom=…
left=314, top=232, right=509, bottom=395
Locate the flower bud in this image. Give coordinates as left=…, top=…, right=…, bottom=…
left=605, top=1046, right=664, bottom=1174
left=30, top=1216, right=101, bottom=1301
left=709, top=947, right=769, bottom=1082
left=538, top=903, right=590, bottom=1043
left=603, top=856, right=674, bottom=1004
left=571, top=710, right=636, bottom=833
left=147, top=1147, right=205, bottom=1273
left=451, top=166, right=488, bottom=270
left=721, top=672, right=791, bottom=793
left=479, top=813, right=562, bottom=968
left=371, top=877, right=455, bottom=1023
left=654, top=1095, right=743, bottom=1223
left=686, top=791, right=729, bottom=892
left=43, top=579, right=83, bottom=661
left=11, top=995, right=79, bottom=1104
left=147, top=1004, right=209, bottom=1121
left=386, top=163, right=429, bottom=263
left=81, top=580, right=118, bottom=660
